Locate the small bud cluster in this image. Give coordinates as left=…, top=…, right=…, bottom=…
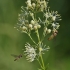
left=26, top=0, right=48, bottom=12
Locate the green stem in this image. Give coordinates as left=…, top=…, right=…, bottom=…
left=36, top=57, right=43, bottom=69
left=28, top=33, right=37, bottom=45
left=40, top=53, right=45, bottom=70
left=41, top=31, right=48, bottom=43
left=36, top=30, right=40, bottom=42
left=41, top=35, right=45, bottom=43
left=35, top=30, right=45, bottom=70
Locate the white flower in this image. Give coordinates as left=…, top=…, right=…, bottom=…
left=52, top=16, right=56, bottom=21
left=52, top=23, right=56, bottom=27
left=51, top=11, right=61, bottom=21
left=56, top=23, right=60, bottom=29
left=45, top=46, right=50, bottom=51
left=39, top=43, right=50, bottom=55
left=52, top=23, right=60, bottom=29
left=45, top=12, right=49, bottom=19
left=24, top=43, right=36, bottom=62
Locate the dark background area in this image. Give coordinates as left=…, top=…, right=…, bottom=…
left=0, top=0, right=70, bottom=70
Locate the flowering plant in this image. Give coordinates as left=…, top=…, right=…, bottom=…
left=15, top=0, right=61, bottom=70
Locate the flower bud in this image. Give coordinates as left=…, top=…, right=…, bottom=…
left=39, top=47, right=43, bottom=52
left=44, top=27, right=47, bottom=32
left=29, top=24, right=33, bottom=29
left=26, top=0, right=32, bottom=8
left=37, top=24, right=41, bottom=28
left=47, top=29, right=51, bottom=33
left=52, top=16, right=56, bottom=21
left=34, top=25, right=37, bottom=30
left=31, top=20, right=35, bottom=24
left=32, top=3, right=36, bottom=8
left=26, top=0, right=31, bottom=4
left=27, top=3, right=32, bottom=8
left=22, top=26, right=27, bottom=31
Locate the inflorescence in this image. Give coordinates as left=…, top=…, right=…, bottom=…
left=15, top=0, right=61, bottom=64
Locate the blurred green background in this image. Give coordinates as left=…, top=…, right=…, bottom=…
left=0, top=0, right=70, bottom=70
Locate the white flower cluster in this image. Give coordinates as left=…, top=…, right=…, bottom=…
left=16, top=0, right=61, bottom=36
left=43, top=11, right=61, bottom=36
left=24, top=43, right=36, bottom=62
left=16, top=6, right=42, bottom=33
left=15, top=0, right=61, bottom=62
left=24, top=42, right=50, bottom=62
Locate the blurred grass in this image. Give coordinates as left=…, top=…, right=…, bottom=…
left=0, top=0, right=70, bottom=70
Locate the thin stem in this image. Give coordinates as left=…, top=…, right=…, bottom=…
left=40, top=53, right=45, bottom=70
left=35, top=30, right=45, bottom=70
left=36, top=30, right=40, bottom=42
left=41, top=32, right=48, bottom=43
left=36, top=57, right=43, bottom=69
left=41, top=35, right=45, bottom=43
left=28, top=33, right=37, bottom=45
